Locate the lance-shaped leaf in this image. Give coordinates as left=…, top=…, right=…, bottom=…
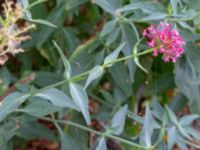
left=133, top=40, right=148, bottom=73
left=109, top=105, right=128, bottom=135
left=29, top=19, right=57, bottom=28
left=35, top=88, right=79, bottom=111
left=167, top=126, right=177, bottom=150
left=84, top=66, right=104, bottom=89
left=55, top=122, right=79, bottom=150
left=18, top=99, right=62, bottom=117
left=53, top=41, right=71, bottom=79
left=96, top=138, right=107, bottom=150
left=100, top=19, right=117, bottom=37
left=139, top=104, right=154, bottom=149
left=179, top=114, right=199, bottom=126
left=0, top=92, right=30, bottom=122
left=166, top=106, right=178, bottom=124
left=103, top=42, right=125, bottom=67
left=94, top=0, right=116, bottom=15
left=69, top=83, right=91, bottom=124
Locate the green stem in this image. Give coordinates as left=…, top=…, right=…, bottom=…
left=103, top=47, right=155, bottom=67
left=31, top=79, right=68, bottom=95
left=69, top=70, right=91, bottom=82
left=30, top=47, right=155, bottom=95
left=41, top=117, right=144, bottom=149
left=30, top=71, right=91, bottom=96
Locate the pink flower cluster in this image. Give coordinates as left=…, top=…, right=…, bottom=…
left=143, top=22, right=185, bottom=62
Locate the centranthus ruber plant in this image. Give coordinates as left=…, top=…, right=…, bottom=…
left=143, top=22, right=185, bottom=62
left=1, top=0, right=200, bottom=150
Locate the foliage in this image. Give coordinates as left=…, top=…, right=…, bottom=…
left=0, top=0, right=200, bottom=149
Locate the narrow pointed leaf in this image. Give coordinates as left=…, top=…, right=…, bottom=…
left=55, top=123, right=79, bottom=150
left=166, top=106, right=178, bottom=124
left=96, top=138, right=107, bottom=150
left=53, top=41, right=71, bottom=79
left=18, top=100, right=62, bottom=117
left=100, top=19, right=117, bottom=37
left=133, top=40, right=148, bottom=73
left=109, top=105, right=128, bottom=135
left=35, top=88, right=79, bottom=111
left=179, top=114, right=199, bottom=126
left=139, top=104, right=154, bottom=148
left=84, top=66, right=104, bottom=89
left=0, top=93, right=29, bottom=122
left=29, top=19, right=57, bottom=28
left=167, top=126, right=176, bottom=150
left=104, top=42, right=125, bottom=67
left=69, top=83, right=91, bottom=124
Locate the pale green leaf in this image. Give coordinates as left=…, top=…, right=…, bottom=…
left=133, top=40, right=148, bottom=73
left=35, top=88, right=79, bottom=110
left=0, top=93, right=29, bottom=122
left=84, top=66, right=104, bottom=89
left=109, top=105, right=128, bottom=135
left=53, top=41, right=71, bottom=79
left=69, top=83, right=91, bottom=124
left=104, top=42, right=125, bottom=67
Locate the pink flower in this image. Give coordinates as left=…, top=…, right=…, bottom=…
left=143, top=22, right=185, bottom=62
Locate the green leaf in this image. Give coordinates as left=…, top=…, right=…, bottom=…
left=18, top=121, right=55, bottom=140
left=170, top=0, right=180, bottom=15
left=174, top=43, right=200, bottom=114
left=184, top=127, right=200, bottom=141
left=139, top=104, right=154, bottom=148
left=128, top=112, right=144, bottom=124
left=167, top=126, right=176, bottom=150
left=36, top=5, right=65, bottom=48
left=53, top=41, right=71, bottom=79
left=55, top=123, right=79, bottom=150
left=103, top=42, right=125, bottom=67
left=35, top=88, right=79, bottom=111
left=169, top=93, right=188, bottom=113
left=65, top=0, right=89, bottom=10
left=165, top=106, right=178, bottom=124
left=100, top=19, right=117, bottom=37
left=109, top=63, right=132, bottom=97
left=96, top=138, right=107, bottom=150
left=106, top=28, right=120, bottom=45
left=153, top=97, right=164, bottom=120
left=28, top=18, right=57, bottom=28
left=177, top=140, right=188, bottom=150
left=69, top=83, right=91, bottom=124
left=26, top=0, right=48, bottom=10
left=94, top=0, right=116, bottom=15
left=84, top=66, right=104, bottom=89
left=0, top=93, right=29, bottom=122
left=20, top=0, right=30, bottom=8
left=179, top=114, right=199, bottom=126
left=120, top=23, right=137, bottom=82
left=62, top=27, right=80, bottom=54
left=109, top=105, right=128, bottom=135
left=0, top=120, right=18, bottom=144
left=18, top=99, right=62, bottom=117
left=133, top=40, right=148, bottom=73
left=136, top=13, right=167, bottom=21
left=69, top=37, right=101, bottom=75
left=117, top=2, right=167, bottom=14
left=33, top=71, right=63, bottom=87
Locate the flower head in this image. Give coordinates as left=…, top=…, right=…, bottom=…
left=0, top=1, right=35, bottom=65
left=143, top=22, right=185, bottom=62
